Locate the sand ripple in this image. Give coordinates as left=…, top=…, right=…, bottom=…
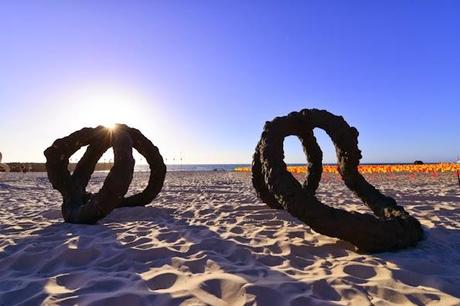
left=0, top=171, right=459, bottom=305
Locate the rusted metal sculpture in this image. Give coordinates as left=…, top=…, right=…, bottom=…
left=252, top=109, right=423, bottom=253
left=44, top=124, right=166, bottom=224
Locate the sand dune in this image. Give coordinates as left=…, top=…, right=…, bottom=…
left=0, top=171, right=459, bottom=305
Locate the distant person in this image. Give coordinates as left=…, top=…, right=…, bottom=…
left=0, top=152, right=10, bottom=172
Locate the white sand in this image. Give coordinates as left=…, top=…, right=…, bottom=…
left=0, top=171, right=459, bottom=305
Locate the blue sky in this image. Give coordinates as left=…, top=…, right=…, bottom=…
left=1, top=1, right=459, bottom=163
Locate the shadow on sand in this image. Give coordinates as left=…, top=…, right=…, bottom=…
left=1, top=201, right=459, bottom=306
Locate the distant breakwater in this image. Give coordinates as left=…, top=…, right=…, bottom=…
left=1, top=163, right=113, bottom=172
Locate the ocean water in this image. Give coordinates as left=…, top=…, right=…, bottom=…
left=135, top=164, right=249, bottom=172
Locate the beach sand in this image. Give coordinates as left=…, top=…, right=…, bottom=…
left=0, top=171, right=459, bottom=305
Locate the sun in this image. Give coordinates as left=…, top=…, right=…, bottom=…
left=104, top=122, right=118, bottom=130
left=85, top=92, right=134, bottom=127
left=65, top=87, right=148, bottom=129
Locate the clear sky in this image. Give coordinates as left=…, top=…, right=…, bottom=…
left=1, top=1, right=459, bottom=164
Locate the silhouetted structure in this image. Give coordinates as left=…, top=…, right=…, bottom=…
left=44, top=124, right=166, bottom=224
left=252, top=109, right=423, bottom=253
left=0, top=152, right=10, bottom=172
left=3, top=162, right=112, bottom=172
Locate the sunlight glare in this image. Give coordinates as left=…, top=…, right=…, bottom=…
left=62, top=85, right=151, bottom=129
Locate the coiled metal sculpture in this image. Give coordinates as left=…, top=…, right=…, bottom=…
left=44, top=124, right=166, bottom=224
left=252, top=109, right=423, bottom=252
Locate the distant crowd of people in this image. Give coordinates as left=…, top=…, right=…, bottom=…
left=0, top=152, right=33, bottom=172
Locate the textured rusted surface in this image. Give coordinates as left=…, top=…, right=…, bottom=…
left=252, top=109, right=423, bottom=253
left=117, top=126, right=166, bottom=208
left=44, top=124, right=165, bottom=224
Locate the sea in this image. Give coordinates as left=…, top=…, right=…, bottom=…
left=135, top=164, right=249, bottom=172
left=136, top=163, right=320, bottom=172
